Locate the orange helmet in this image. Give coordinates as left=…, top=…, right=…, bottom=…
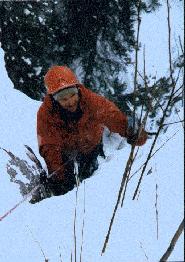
left=44, top=65, right=80, bottom=94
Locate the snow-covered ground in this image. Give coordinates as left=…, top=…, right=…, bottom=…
left=0, top=2, right=184, bottom=262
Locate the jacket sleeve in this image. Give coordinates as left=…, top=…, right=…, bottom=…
left=91, top=93, right=128, bottom=136
left=37, top=107, right=65, bottom=181
left=90, top=92, right=147, bottom=146
left=40, top=144, right=65, bottom=181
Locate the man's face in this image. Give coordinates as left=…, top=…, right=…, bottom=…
left=57, top=93, right=79, bottom=112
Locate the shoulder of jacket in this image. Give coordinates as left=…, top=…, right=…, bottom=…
left=37, top=95, right=52, bottom=117
left=80, top=84, right=106, bottom=103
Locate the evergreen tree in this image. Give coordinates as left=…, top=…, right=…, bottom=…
left=1, top=0, right=182, bottom=131
left=0, top=0, right=160, bottom=100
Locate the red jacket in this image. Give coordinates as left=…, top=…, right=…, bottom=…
left=37, top=85, right=147, bottom=180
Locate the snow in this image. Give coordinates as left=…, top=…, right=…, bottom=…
left=24, top=9, right=31, bottom=16
left=38, top=16, right=46, bottom=25
left=22, top=56, right=32, bottom=66
left=0, top=2, right=184, bottom=262
left=128, top=1, right=184, bottom=91
left=34, top=66, right=42, bottom=76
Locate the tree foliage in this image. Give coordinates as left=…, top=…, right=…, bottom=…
left=0, top=0, right=183, bottom=130
left=0, top=0, right=160, bottom=98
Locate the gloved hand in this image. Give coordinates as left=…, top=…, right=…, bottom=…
left=126, top=115, right=147, bottom=146
left=40, top=170, right=49, bottom=185
left=47, top=171, right=76, bottom=196
left=39, top=171, right=53, bottom=197
left=127, top=114, right=139, bottom=141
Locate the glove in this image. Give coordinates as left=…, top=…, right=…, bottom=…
left=127, top=114, right=139, bottom=143
left=40, top=170, right=49, bottom=186
left=126, top=115, right=147, bottom=146
left=47, top=171, right=76, bottom=196
left=127, top=114, right=139, bottom=133
left=39, top=171, right=53, bottom=197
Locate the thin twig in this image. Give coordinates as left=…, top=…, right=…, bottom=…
left=129, top=130, right=179, bottom=181
left=167, top=0, right=173, bottom=80
left=162, top=119, right=184, bottom=127
left=174, top=66, right=183, bottom=87
left=101, top=145, right=135, bottom=255
left=101, top=2, right=142, bottom=253
left=139, top=241, right=149, bottom=262
left=120, top=150, right=135, bottom=207
left=137, top=69, right=165, bottom=114
left=159, top=218, right=184, bottom=261
left=120, top=129, right=141, bottom=207
left=132, top=118, right=176, bottom=201
left=171, top=83, right=183, bottom=98
left=178, top=35, right=184, bottom=54
left=0, top=185, right=40, bottom=222
left=121, top=31, right=150, bottom=207
left=80, top=182, right=86, bottom=262
left=133, top=0, right=142, bottom=129
left=58, top=246, right=63, bottom=262
left=73, top=163, right=79, bottom=262
left=175, top=108, right=184, bottom=129
left=26, top=225, right=48, bottom=261
left=172, top=91, right=183, bottom=104
left=177, top=35, right=185, bottom=107
left=155, top=182, right=159, bottom=240
left=132, top=0, right=178, bottom=200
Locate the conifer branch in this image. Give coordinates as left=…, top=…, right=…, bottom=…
left=137, top=69, right=165, bottom=114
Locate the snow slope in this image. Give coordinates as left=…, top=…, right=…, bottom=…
left=0, top=46, right=184, bottom=262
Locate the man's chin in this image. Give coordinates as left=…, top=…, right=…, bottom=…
left=66, top=107, right=77, bottom=112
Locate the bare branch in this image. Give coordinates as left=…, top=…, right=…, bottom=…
left=139, top=241, right=149, bottom=262
left=129, top=130, right=179, bottom=182
left=178, top=35, right=184, bottom=55
left=26, top=225, right=48, bottom=262
left=80, top=182, right=86, bottom=262
left=133, top=0, right=142, bottom=129
left=101, top=145, right=135, bottom=255
left=162, top=119, right=184, bottom=127
left=155, top=182, right=159, bottom=240
left=58, top=246, right=63, bottom=262
left=132, top=0, right=179, bottom=200
left=167, top=0, right=173, bottom=80
left=120, top=149, right=136, bottom=207
left=101, top=1, right=143, bottom=254
left=73, top=165, right=79, bottom=262
left=159, top=218, right=184, bottom=261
